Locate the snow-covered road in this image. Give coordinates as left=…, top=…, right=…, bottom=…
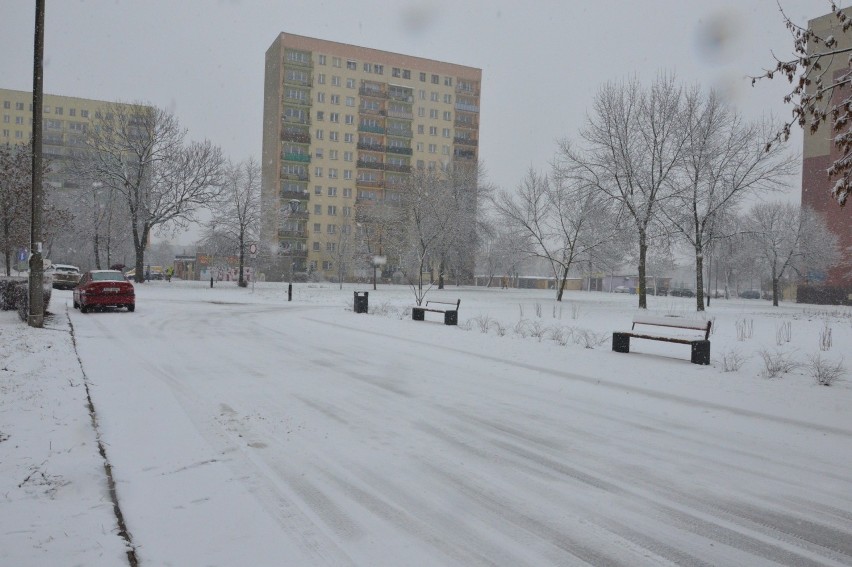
left=65, top=284, right=852, bottom=566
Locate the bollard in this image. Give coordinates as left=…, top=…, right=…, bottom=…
left=210, top=276, right=213, bottom=288
left=288, top=283, right=292, bottom=301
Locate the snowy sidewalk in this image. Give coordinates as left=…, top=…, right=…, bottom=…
left=0, top=311, right=129, bottom=566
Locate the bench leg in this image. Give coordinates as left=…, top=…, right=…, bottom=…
left=444, top=310, right=458, bottom=326
left=691, top=340, right=710, bottom=365
left=412, top=307, right=425, bottom=321
left=612, top=332, right=630, bottom=353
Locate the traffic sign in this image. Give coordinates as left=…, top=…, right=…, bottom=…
left=17, top=247, right=28, bottom=262
left=249, top=243, right=258, bottom=259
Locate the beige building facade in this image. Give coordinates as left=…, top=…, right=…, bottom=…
left=261, top=33, right=481, bottom=281
left=1, top=88, right=128, bottom=189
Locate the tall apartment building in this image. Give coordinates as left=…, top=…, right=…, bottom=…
left=0, top=88, right=130, bottom=189
left=261, top=33, right=481, bottom=281
left=800, top=9, right=852, bottom=304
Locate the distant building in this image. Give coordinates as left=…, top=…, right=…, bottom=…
left=800, top=9, right=852, bottom=305
left=261, top=33, right=481, bottom=282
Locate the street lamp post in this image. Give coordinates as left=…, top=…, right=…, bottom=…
left=282, top=199, right=300, bottom=301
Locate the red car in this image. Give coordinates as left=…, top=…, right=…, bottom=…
left=73, top=270, right=135, bottom=313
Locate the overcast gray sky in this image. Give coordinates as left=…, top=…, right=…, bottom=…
left=1, top=0, right=833, bottom=241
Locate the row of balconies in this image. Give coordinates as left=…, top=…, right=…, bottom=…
left=278, top=229, right=307, bottom=238
left=283, top=152, right=310, bottom=163
left=455, top=102, right=479, bottom=113
left=359, top=87, right=388, bottom=99
left=386, top=109, right=413, bottom=120
left=281, top=130, right=310, bottom=143
left=453, top=149, right=477, bottom=160
left=280, top=190, right=309, bottom=200
left=454, top=119, right=478, bottom=129
left=356, top=142, right=414, bottom=156
left=284, top=96, right=312, bottom=107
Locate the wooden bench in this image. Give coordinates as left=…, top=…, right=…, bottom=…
left=412, top=299, right=460, bottom=326
left=612, top=314, right=711, bottom=365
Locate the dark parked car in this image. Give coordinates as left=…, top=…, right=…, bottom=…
left=669, top=288, right=695, bottom=297
left=73, top=270, right=135, bottom=313
left=739, top=290, right=761, bottom=299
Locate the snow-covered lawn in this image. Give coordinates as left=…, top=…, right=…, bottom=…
left=2, top=281, right=851, bottom=566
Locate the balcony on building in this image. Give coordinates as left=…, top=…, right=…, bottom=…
left=282, top=114, right=311, bottom=126
left=384, top=163, right=411, bottom=174
left=387, top=87, right=414, bottom=103
left=386, top=108, right=413, bottom=120
left=284, top=51, right=313, bottom=69
left=453, top=136, right=478, bottom=147
left=385, top=144, right=413, bottom=156
left=357, top=159, right=385, bottom=171
left=278, top=228, right=307, bottom=238
left=360, top=82, right=388, bottom=99
left=357, top=141, right=385, bottom=152
left=454, top=116, right=479, bottom=130
left=280, top=170, right=309, bottom=182
left=281, top=127, right=310, bottom=144
left=356, top=177, right=384, bottom=189
left=280, top=189, right=310, bottom=201
left=453, top=148, right=477, bottom=160
left=456, top=82, right=480, bottom=97
left=455, top=100, right=479, bottom=113
left=284, top=95, right=312, bottom=108
left=358, top=123, right=385, bottom=135
left=282, top=151, right=311, bottom=163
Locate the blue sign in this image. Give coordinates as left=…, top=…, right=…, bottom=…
left=17, top=248, right=28, bottom=262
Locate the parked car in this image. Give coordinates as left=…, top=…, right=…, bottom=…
left=613, top=285, right=630, bottom=294
left=45, top=264, right=81, bottom=290
left=73, top=270, right=135, bottom=313
left=739, top=289, right=761, bottom=299
left=669, top=288, right=695, bottom=297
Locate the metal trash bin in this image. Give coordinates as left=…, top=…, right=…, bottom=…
left=354, top=291, right=368, bottom=314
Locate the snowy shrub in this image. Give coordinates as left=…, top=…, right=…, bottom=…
left=708, top=316, right=716, bottom=336
left=549, top=326, right=573, bottom=346
left=552, top=303, right=563, bottom=320
left=528, top=321, right=548, bottom=341
left=758, top=349, right=801, bottom=379
left=518, top=304, right=524, bottom=318
left=490, top=320, right=508, bottom=337
left=806, top=354, right=845, bottom=386
left=819, top=321, right=833, bottom=351
left=718, top=349, right=748, bottom=372
left=513, top=319, right=530, bottom=338
left=775, top=321, right=792, bottom=346
left=535, top=303, right=542, bottom=318
left=569, top=302, right=582, bottom=320
left=472, top=315, right=492, bottom=333
left=736, top=318, right=753, bottom=341
left=458, top=319, right=473, bottom=331
left=573, top=329, right=608, bottom=349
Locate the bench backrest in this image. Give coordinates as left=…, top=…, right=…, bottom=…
left=425, top=299, right=461, bottom=310
left=632, top=314, right=711, bottom=339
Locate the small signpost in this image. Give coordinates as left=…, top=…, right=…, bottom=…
left=249, top=243, right=258, bottom=293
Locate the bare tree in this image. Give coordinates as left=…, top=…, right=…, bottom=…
left=752, top=1, right=852, bottom=206
left=80, top=102, right=224, bottom=282
left=745, top=202, right=840, bottom=306
left=664, top=88, right=798, bottom=311
left=555, top=75, right=690, bottom=308
left=493, top=168, right=621, bottom=301
left=206, top=158, right=261, bottom=287
left=0, top=143, right=31, bottom=275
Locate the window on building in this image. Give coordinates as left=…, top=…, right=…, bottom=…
left=444, top=77, right=453, bottom=86
left=330, top=112, right=339, bottom=123
left=429, top=126, right=437, bottom=136
left=15, top=131, right=22, bottom=139
left=343, top=187, right=352, bottom=198
left=328, top=168, right=338, bottom=179
left=326, top=242, right=336, bottom=252
left=329, top=149, right=338, bottom=160
left=2, top=116, right=8, bottom=123
left=343, top=206, right=351, bottom=217
left=443, top=111, right=452, bottom=121
left=2, top=102, right=9, bottom=109
left=81, top=109, right=89, bottom=118
left=315, top=111, right=324, bottom=121
left=417, top=107, right=425, bottom=118
left=420, top=72, right=426, bottom=82
left=332, top=57, right=341, bottom=67
left=442, top=144, right=450, bottom=155
left=416, top=142, right=424, bottom=151
left=331, top=76, right=340, bottom=86
left=313, top=223, right=321, bottom=232
left=326, top=224, right=337, bottom=234
left=330, top=94, right=340, bottom=105
left=444, top=94, right=452, bottom=104
left=392, top=68, right=401, bottom=78
left=315, top=129, right=323, bottom=139
left=313, top=241, right=321, bottom=251
left=318, top=54, right=326, bottom=65
left=345, top=114, right=354, bottom=125
left=55, top=107, right=63, bottom=115
left=316, top=92, right=325, bottom=103
left=430, top=109, right=438, bottom=119
left=343, top=151, right=353, bottom=162
left=314, top=204, right=322, bottom=214
left=417, top=125, right=424, bottom=134
left=328, top=187, right=337, bottom=197
left=442, top=128, right=451, bottom=137
left=431, top=74, right=439, bottom=84
left=431, top=92, right=439, bottom=102
left=317, top=73, right=326, bottom=84
left=347, top=60, right=357, bottom=70
left=344, top=133, right=354, bottom=143
left=343, top=170, right=352, bottom=180
left=315, top=148, right=324, bottom=159
left=314, top=185, right=323, bottom=195
left=322, top=261, right=332, bottom=270
left=330, top=131, right=339, bottom=141
left=2, top=129, right=8, bottom=137
left=346, top=78, right=355, bottom=89
left=328, top=205, right=337, bottom=215
left=403, top=70, right=411, bottom=79
left=16, top=102, right=24, bottom=110
left=419, top=89, right=426, bottom=100
left=374, top=64, right=384, bottom=75
left=428, top=143, right=437, bottom=153
left=314, top=167, right=323, bottom=177
left=345, top=96, right=355, bottom=107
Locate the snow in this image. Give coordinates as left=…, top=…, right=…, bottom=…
left=2, top=281, right=852, bottom=566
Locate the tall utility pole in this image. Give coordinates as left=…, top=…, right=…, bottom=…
left=28, top=0, right=45, bottom=328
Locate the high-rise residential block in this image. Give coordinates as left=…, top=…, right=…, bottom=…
left=261, top=33, right=481, bottom=282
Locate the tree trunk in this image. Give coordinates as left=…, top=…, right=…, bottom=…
left=772, top=265, right=779, bottom=307
left=556, top=264, right=569, bottom=302
left=695, top=249, right=705, bottom=312
left=638, top=231, right=648, bottom=309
